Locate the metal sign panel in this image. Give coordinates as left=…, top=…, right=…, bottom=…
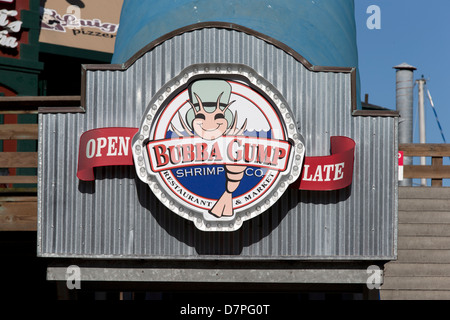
left=74, top=63, right=358, bottom=232
left=38, top=25, right=397, bottom=260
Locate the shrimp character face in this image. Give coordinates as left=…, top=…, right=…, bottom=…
left=190, top=93, right=231, bottom=140
left=171, top=86, right=247, bottom=140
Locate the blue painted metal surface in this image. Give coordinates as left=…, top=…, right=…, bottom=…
left=112, top=1, right=362, bottom=108
left=112, top=0, right=359, bottom=68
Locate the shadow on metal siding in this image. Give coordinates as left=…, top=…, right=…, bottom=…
left=38, top=28, right=397, bottom=259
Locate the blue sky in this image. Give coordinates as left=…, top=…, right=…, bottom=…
left=355, top=0, right=450, bottom=146
left=355, top=0, right=450, bottom=185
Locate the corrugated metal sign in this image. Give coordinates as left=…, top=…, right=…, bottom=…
left=38, top=25, right=398, bottom=260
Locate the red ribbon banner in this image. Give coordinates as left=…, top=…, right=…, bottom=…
left=77, top=128, right=355, bottom=191
left=290, top=136, right=356, bottom=191
left=77, top=127, right=138, bottom=181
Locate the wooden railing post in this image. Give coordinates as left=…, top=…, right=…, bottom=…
left=431, top=156, right=444, bottom=187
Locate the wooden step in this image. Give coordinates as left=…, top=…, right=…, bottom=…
left=399, top=223, right=450, bottom=237
left=381, top=276, right=450, bottom=290
left=398, top=236, right=450, bottom=250
left=399, top=199, right=450, bottom=212
left=399, top=186, right=450, bottom=199
left=399, top=211, right=450, bottom=224
left=381, top=290, right=450, bottom=300
left=384, top=263, right=450, bottom=277
left=395, top=250, right=450, bottom=264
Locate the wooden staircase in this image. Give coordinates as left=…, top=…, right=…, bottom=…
left=381, top=187, right=450, bottom=299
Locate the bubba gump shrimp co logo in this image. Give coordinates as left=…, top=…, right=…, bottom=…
left=132, top=64, right=305, bottom=231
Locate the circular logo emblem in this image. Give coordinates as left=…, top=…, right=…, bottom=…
left=132, top=64, right=304, bottom=231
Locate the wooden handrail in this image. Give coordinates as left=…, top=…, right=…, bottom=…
left=400, top=144, right=450, bottom=157
left=0, top=96, right=83, bottom=114
left=399, top=143, right=450, bottom=187
left=0, top=152, right=38, bottom=168
left=0, top=124, right=38, bottom=140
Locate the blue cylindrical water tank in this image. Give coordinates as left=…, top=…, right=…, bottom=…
left=111, top=0, right=360, bottom=107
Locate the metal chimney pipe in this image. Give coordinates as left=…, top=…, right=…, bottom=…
left=394, top=63, right=417, bottom=186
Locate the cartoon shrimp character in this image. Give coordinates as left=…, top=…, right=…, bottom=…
left=170, top=79, right=247, bottom=218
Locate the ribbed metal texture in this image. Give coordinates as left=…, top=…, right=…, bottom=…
left=38, top=28, right=397, bottom=259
